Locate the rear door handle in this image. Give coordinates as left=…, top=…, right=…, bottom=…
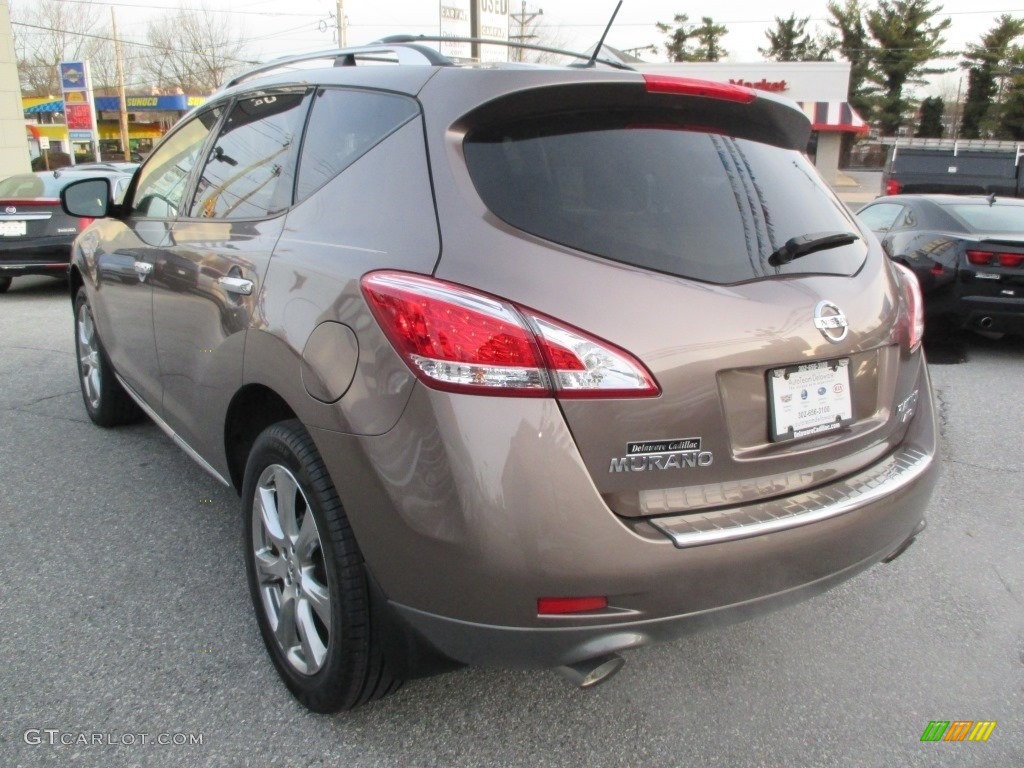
left=218, top=276, right=254, bottom=295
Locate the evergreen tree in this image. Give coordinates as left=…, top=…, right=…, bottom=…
left=916, top=96, right=945, bottom=137
left=656, top=13, right=699, bottom=62
left=693, top=17, right=729, bottom=62
left=826, top=0, right=873, bottom=164
left=826, top=0, right=873, bottom=119
left=657, top=14, right=729, bottom=62
left=999, top=50, right=1024, bottom=139
left=760, top=14, right=831, bottom=61
left=960, top=16, right=1024, bottom=139
left=867, top=0, right=951, bottom=136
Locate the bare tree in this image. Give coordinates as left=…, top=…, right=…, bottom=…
left=11, top=0, right=112, bottom=96
left=508, top=4, right=574, bottom=63
left=142, top=4, right=253, bottom=94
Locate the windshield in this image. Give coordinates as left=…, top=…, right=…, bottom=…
left=943, top=203, right=1024, bottom=233
left=465, top=113, right=866, bottom=285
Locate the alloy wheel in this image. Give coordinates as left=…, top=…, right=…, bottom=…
left=251, top=464, right=332, bottom=676
left=77, top=302, right=102, bottom=410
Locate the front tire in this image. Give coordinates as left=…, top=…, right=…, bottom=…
left=242, top=420, right=399, bottom=712
left=73, top=289, right=142, bottom=426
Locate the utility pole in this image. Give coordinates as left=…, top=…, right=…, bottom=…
left=509, top=1, right=542, bottom=62
left=336, top=0, right=347, bottom=47
left=111, top=8, right=130, bottom=162
left=621, top=45, right=656, bottom=60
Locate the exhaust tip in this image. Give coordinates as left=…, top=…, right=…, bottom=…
left=979, top=316, right=994, bottom=329
left=883, top=519, right=926, bottom=563
left=557, top=653, right=625, bottom=689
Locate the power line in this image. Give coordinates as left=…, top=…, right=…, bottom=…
left=29, top=0, right=323, bottom=19
left=11, top=20, right=262, bottom=65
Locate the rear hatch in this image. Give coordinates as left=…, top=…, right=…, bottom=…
left=428, top=72, right=921, bottom=518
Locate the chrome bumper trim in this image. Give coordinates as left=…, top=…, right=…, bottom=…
left=648, top=446, right=932, bottom=549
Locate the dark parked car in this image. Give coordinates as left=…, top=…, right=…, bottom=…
left=857, top=194, right=1024, bottom=336
left=882, top=142, right=1024, bottom=197
left=61, top=41, right=938, bottom=712
left=0, top=168, right=134, bottom=293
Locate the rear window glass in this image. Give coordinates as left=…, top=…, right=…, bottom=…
left=942, top=203, right=1024, bottom=233
left=0, top=173, right=90, bottom=198
left=464, top=114, right=865, bottom=284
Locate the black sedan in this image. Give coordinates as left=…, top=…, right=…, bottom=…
left=0, top=167, right=134, bottom=294
left=857, top=194, right=1024, bottom=336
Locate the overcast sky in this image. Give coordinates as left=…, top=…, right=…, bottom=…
left=36, top=0, right=1024, bottom=97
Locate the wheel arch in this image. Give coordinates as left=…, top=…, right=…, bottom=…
left=224, top=384, right=299, bottom=493
left=69, top=264, right=84, bottom=301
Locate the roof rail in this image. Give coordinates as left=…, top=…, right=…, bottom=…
left=375, top=34, right=634, bottom=71
left=225, top=43, right=453, bottom=88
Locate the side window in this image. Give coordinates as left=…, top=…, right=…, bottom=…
left=133, top=107, right=223, bottom=219
left=189, top=91, right=311, bottom=219
left=295, top=88, right=420, bottom=203
left=857, top=203, right=904, bottom=233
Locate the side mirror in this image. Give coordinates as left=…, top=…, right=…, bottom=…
left=61, top=177, right=112, bottom=219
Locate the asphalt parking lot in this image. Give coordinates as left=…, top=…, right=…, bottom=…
left=1, top=275, right=1021, bottom=768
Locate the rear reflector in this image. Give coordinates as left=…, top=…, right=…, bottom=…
left=538, top=596, right=608, bottom=615
left=361, top=271, right=660, bottom=398
left=642, top=74, right=756, bottom=104
left=885, top=179, right=902, bottom=196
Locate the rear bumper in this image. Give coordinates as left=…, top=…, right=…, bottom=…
left=391, top=520, right=927, bottom=669
left=955, top=294, right=1024, bottom=334
left=312, top=361, right=938, bottom=670
left=0, top=240, right=72, bottom=277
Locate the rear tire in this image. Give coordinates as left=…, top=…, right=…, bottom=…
left=73, top=288, right=143, bottom=426
left=242, top=419, right=400, bottom=712
left=0, top=276, right=11, bottom=294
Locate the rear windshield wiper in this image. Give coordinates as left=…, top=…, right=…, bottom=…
left=768, top=232, right=859, bottom=267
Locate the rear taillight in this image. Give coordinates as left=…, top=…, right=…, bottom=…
left=885, top=179, right=902, bottom=196
left=537, top=596, right=608, bottom=615
left=966, top=249, right=1024, bottom=268
left=77, top=217, right=95, bottom=232
left=361, top=271, right=660, bottom=399
left=893, top=262, right=924, bottom=351
left=642, top=74, right=756, bottom=104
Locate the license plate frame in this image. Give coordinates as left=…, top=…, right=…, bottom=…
left=0, top=220, right=27, bottom=237
left=768, top=358, right=853, bottom=442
